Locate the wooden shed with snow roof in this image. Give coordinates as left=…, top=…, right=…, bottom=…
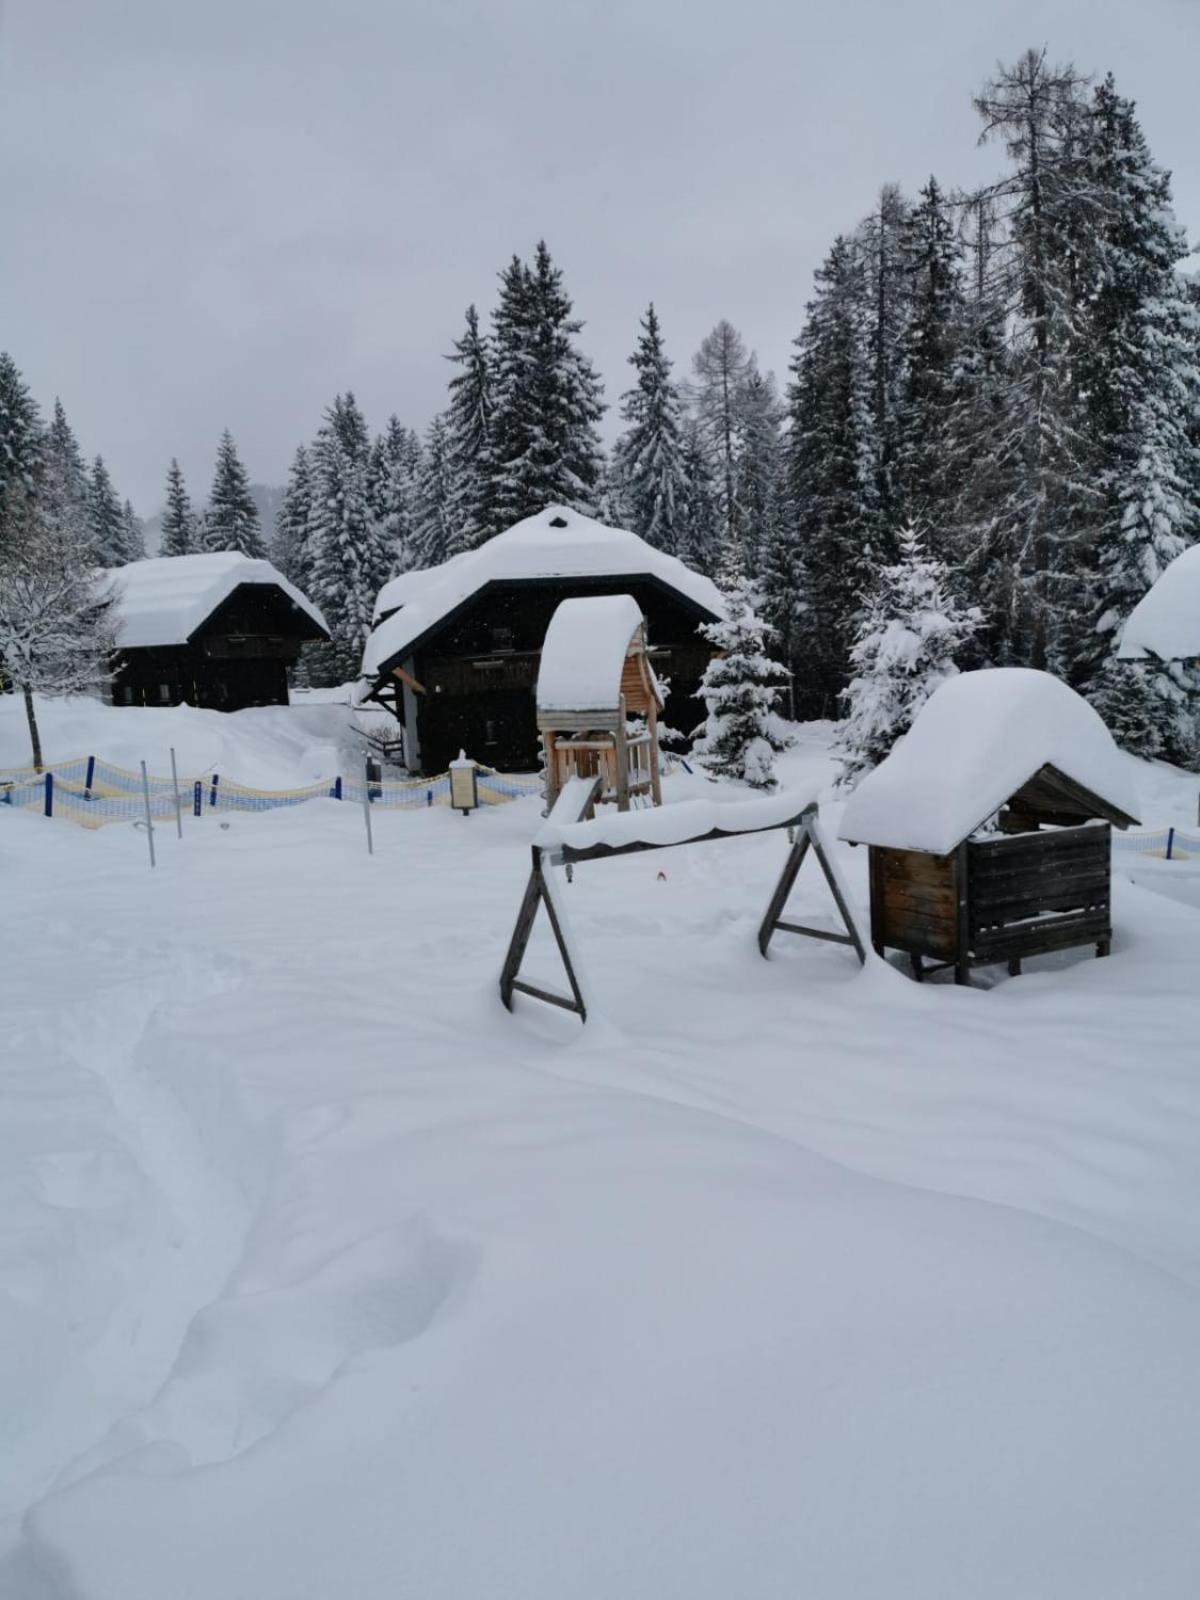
left=839, top=669, right=1140, bottom=984
left=536, top=594, right=664, bottom=812
left=359, top=505, right=722, bottom=775
left=106, top=553, right=329, bottom=711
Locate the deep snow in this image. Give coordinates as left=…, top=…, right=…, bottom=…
left=2, top=708, right=1200, bottom=1598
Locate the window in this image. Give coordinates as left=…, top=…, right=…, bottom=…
left=491, top=625, right=514, bottom=651
left=159, top=684, right=172, bottom=704
left=120, top=687, right=134, bottom=706
left=485, top=720, right=498, bottom=745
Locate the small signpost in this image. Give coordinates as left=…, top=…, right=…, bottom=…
left=449, top=751, right=479, bottom=817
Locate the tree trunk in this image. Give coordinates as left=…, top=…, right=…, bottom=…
left=23, top=682, right=43, bottom=772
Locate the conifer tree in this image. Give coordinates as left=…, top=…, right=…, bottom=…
left=690, top=319, right=753, bottom=547
left=203, top=431, right=264, bottom=557
left=119, top=500, right=146, bottom=563
left=369, top=417, right=422, bottom=572
left=613, top=304, right=686, bottom=553
left=734, top=364, right=784, bottom=572
left=487, top=242, right=605, bottom=527
left=835, top=525, right=979, bottom=788
left=43, top=400, right=91, bottom=558
left=676, top=417, right=721, bottom=574
left=445, top=304, right=495, bottom=550
left=692, top=543, right=793, bottom=788
left=88, top=456, right=127, bottom=566
left=0, top=354, right=44, bottom=547
left=270, top=445, right=313, bottom=586
left=306, top=394, right=386, bottom=683
left=859, top=184, right=912, bottom=537
left=1088, top=660, right=1167, bottom=762
left=412, top=414, right=457, bottom=569
left=160, top=459, right=197, bottom=557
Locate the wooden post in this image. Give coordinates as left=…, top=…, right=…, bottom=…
left=543, top=730, right=559, bottom=812
left=757, top=810, right=865, bottom=964
left=954, top=840, right=971, bottom=986
left=614, top=695, right=630, bottom=813
left=648, top=697, right=663, bottom=808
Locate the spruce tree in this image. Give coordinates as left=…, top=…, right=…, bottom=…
left=834, top=526, right=979, bottom=788
left=677, top=417, right=721, bottom=574
left=0, top=354, right=44, bottom=548
left=203, top=430, right=264, bottom=557
left=734, top=364, right=783, bottom=573
left=487, top=242, right=605, bottom=527
left=44, top=400, right=91, bottom=559
left=613, top=303, right=686, bottom=553
left=412, top=413, right=457, bottom=569
left=370, top=417, right=422, bottom=573
left=160, top=458, right=197, bottom=557
left=306, top=393, right=386, bottom=683
left=860, top=184, right=912, bottom=539
left=271, top=445, right=314, bottom=586
left=1088, top=660, right=1167, bottom=762
left=445, top=304, right=495, bottom=550
left=119, top=500, right=146, bottom=563
left=88, top=456, right=127, bottom=566
left=692, top=543, right=793, bottom=788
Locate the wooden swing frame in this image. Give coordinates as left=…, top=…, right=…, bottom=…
left=499, top=779, right=865, bottom=1024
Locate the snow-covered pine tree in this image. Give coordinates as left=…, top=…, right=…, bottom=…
left=758, top=513, right=808, bottom=694
left=444, top=304, right=495, bottom=551
left=1070, top=77, right=1200, bottom=758
left=203, top=430, right=264, bottom=557
left=835, top=525, right=979, bottom=789
left=160, top=458, right=197, bottom=557
left=1088, top=660, right=1168, bottom=762
left=412, top=414, right=457, bottom=570
left=676, top=417, right=721, bottom=575
left=0, top=469, right=117, bottom=769
left=119, top=500, right=146, bottom=563
left=88, top=457, right=127, bottom=566
left=692, top=542, right=793, bottom=789
left=306, top=394, right=387, bottom=684
left=369, top=417, right=422, bottom=573
left=270, top=445, right=313, bottom=586
left=487, top=243, right=605, bottom=527
left=613, top=303, right=686, bottom=553
left=734, top=364, right=783, bottom=574
left=783, top=232, right=881, bottom=717
left=43, top=400, right=92, bottom=559
left=893, top=177, right=968, bottom=553
left=859, top=184, right=912, bottom=540
left=0, top=353, right=43, bottom=546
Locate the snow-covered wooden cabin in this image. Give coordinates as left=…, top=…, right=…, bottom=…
left=359, top=505, right=722, bottom=775
left=840, top=669, right=1140, bottom=983
left=106, top=553, right=329, bottom=711
left=536, top=594, right=664, bottom=812
left=1118, top=545, right=1200, bottom=671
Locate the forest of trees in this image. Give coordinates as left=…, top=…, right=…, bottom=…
left=4, top=51, right=1199, bottom=763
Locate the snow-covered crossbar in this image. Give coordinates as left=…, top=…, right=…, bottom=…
left=501, top=782, right=865, bottom=1023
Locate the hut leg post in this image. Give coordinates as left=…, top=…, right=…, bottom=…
left=1096, top=939, right=1110, bottom=959
left=910, top=953, right=924, bottom=982
left=1008, top=956, right=1022, bottom=977
left=954, top=840, right=971, bottom=987
left=614, top=695, right=630, bottom=813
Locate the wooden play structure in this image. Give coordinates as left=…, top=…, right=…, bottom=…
left=500, top=779, right=865, bottom=1023
left=840, top=669, right=1140, bottom=984
left=536, top=595, right=663, bottom=814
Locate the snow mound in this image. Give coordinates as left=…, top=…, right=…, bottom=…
left=1118, top=544, right=1200, bottom=662
left=839, top=668, right=1139, bottom=854
left=537, top=594, right=646, bottom=715
left=363, top=505, right=722, bottom=678
left=105, top=553, right=327, bottom=649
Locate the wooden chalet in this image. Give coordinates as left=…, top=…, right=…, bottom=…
left=359, top=505, right=723, bottom=775
left=536, top=594, right=663, bottom=812
left=106, top=553, right=328, bottom=711
left=840, top=669, right=1140, bottom=984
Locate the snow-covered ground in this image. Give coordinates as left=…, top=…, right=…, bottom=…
left=3, top=705, right=1200, bottom=1597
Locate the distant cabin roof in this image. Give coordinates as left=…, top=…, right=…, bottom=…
left=1118, top=545, right=1200, bottom=662
left=839, top=668, right=1140, bottom=854
left=537, top=594, right=653, bottom=715
left=105, top=553, right=328, bottom=649
left=362, top=505, right=723, bottom=680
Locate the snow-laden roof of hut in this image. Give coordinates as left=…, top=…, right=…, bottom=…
left=839, top=668, right=1139, bottom=855
left=363, top=505, right=723, bottom=679
left=104, top=553, right=328, bottom=649
left=1117, top=545, right=1200, bottom=662
left=536, top=594, right=654, bottom=715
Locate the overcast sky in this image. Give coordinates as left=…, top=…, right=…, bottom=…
left=2, top=0, right=1198, bottom=516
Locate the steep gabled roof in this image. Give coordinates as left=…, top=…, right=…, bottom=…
left=362, top=505, right=722, bottom=680
left=839, top=668, right=1140, bottom=854
left=105, top=553, right=328, bottom=649
left=1118, top=544, right=1200, bottom=663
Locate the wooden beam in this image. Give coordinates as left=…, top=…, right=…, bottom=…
left=391, top=664, right=426, bottom=695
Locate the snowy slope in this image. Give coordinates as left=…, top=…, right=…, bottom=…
left=2, top=728, right=1200, bottom=1597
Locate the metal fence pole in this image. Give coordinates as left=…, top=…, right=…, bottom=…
left=140, top=760, right=157, bottom=869
left=169, top=747, right=183, bottom=839
left=361, top=762, right=374, bottom=856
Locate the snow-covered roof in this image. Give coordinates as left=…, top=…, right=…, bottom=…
left=839, top=668, right=1139, bottom=854
left=536, top=594, right=646, bottom=714
left=1117, top=545, right=1200, bottom=662
left=362, top=505, right=723, bottom=679
left=105, top=554, right=328, bottom=649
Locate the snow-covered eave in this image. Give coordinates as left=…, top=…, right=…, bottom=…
left=105, top=560, right=330, bottom=651
left=364, top=571, right=720, bottom=685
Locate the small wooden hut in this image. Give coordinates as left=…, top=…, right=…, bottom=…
left=840, top=669, right=1140, bottom=983
left=536, top=594, right=663, bottom=813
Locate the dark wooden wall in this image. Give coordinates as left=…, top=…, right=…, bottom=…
left=410, top=577, right=713, bottom=774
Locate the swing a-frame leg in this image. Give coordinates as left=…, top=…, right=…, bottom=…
left=758, top=811, right=866, bottom=965
left=499, top=848, right=588, bottom=1022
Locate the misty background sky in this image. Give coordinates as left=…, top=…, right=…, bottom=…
left=2, top=0, right=1198, bottom=517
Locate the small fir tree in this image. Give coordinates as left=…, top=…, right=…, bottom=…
left=88, top=456, right=126, bottom=565
left=444, top=304, right=495, bottom=551
left=160, top=459, right=197, bottom=556
left=692, top=543, right=793, bottom=789
left=835, top=525, right=979, bottom=789
left=203, top=430, right=264, bottom=557
left=119, top=500, right=146, bottom=563
left=1088, top=660, right=1167, bottom=762
left=613, top=303, right=686, bottom=553
left=0, top=353, right=43, bottom=545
